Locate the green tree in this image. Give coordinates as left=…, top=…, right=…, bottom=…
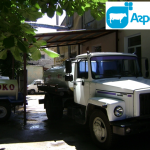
left=0, top=52, right=22, bottom=79
left=0, top=0, right=114, bottom=63
left=40, top=0, right=107, bottom=21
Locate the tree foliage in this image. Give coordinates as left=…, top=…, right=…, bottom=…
left=40, top=0, right=107, bottom=20
left=0, top=0, right=45, bottom=62
left=0, top=52, right=22, bottom=79
left=0, top=0, right=115, bottom=64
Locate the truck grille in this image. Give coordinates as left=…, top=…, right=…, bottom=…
left=140, top=93, right=150, bottom=116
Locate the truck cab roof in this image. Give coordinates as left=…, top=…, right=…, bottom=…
left=76, top=52, right=137, bottom=59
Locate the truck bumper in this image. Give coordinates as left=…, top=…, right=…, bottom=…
left=110, top=117, right=150, bottom=135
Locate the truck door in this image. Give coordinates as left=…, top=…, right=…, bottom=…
left=74, top=60, right=89, bottom=106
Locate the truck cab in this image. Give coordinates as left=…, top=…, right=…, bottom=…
left=39, top=52, right=150, bottom=149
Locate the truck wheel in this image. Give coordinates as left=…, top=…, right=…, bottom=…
left=45, top=94, right=63, bottom=120
left=30, top=90, right=35, bottom=95
left=46, top=108, right=63, bottom=121
left=0, top=102, right=11, bottom=121
left=89, top=110, right=113, bottom=150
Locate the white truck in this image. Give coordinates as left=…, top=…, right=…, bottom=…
left=38, top=52, right=150, bottom=149
left=27, top=79, right=44, bottom=94
left=0, top=78, right=24, bottom=121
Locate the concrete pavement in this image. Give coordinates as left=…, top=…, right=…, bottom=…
left=0, top=95, right=96, bottom=150
left=0, top=95, right=150, bottom=150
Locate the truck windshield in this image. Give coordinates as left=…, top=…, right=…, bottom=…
left=91, top=55, right=142, bottom=79
left=31, top=81, right=36, bottom=84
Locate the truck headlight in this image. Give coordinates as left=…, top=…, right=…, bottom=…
left=114, top=106, right=123, bottom=117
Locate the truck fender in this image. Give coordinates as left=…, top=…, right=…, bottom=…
left=87, top=97, right=126, bottom=121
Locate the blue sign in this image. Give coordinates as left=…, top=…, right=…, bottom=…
left=106, top=2, right=133, bottom=29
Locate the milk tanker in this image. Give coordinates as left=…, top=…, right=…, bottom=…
left=0, top=78, right=24, bottom=121
left=43, top=63, right=74, bottom=91
left=39, top=52, right=150, bottom=149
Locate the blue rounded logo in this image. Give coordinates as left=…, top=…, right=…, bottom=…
left=106, top=2, right=133, bottom=29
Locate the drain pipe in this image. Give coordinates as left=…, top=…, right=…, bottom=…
left=116, top=30, right=118, bottom=52
left=78, top=44, right=80, bottom=55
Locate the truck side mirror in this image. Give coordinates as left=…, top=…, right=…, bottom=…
left=65, top=75, right=73, bottom=81
left=65, top=60, right=72, bottom=73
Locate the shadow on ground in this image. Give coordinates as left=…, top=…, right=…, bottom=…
left=0, top=96, right=150, bottom=150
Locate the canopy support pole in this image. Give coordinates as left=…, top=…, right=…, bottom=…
left=23, top=53, right=27, bottom=125
left=78, top=44, right=80, bottom=55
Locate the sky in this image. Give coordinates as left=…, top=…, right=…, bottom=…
left=35, top=11, right=66, bottom=34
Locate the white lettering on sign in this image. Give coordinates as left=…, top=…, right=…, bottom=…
left=0, top=84, right=15, bottom=90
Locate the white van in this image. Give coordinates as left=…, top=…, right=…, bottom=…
left=27, top=79, right=44, bottom=94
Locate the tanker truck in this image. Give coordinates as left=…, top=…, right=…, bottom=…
left=38, top=52, right=150, bottom=149
left=0, top=78, right=24, bottom=121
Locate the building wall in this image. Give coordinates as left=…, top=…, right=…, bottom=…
left=58, top=11, right=114, bottom=60
left=67, top=11, right=107, bottom=55
left=54, top=46, right=68, bottom=64
left=28, top=49, right=54, bottom=68
left=82, top=32, right=116, bottom=53
left=71, top=13, right=82, bottom=30
left=118, top=30, right=150, bottom=76
left=56, top=13, right=82, bottom=60
left=59, top=6, right=150, bottom=77
left=83, top=10, right=105, bottom=29
left=26, top=65, right=43, bottom=84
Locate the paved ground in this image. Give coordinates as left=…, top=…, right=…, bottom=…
left=0, top=95, right=150, bottom=150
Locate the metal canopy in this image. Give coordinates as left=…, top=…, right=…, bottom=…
left=34, top=29, right=117, bottom=48
left=26, top=22, right=69, bottom=30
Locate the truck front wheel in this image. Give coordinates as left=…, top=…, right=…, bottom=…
left=0, top=102, right=11, bottom=121
left=46, top=108, right=63, bottom=121
left=89, top=110, right=114, bottom=150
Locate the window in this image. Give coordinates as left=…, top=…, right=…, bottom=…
left=127, top=35, right=141, bottom=69
left=78, top=60, right=88, bottom=79
left=41, top=54, right=45, bottom=59
left=91, top=61, right=97, bottom=73
left=128, top=35, right=141, bottom=47
left=90, top=56, right=142, bottom=79
left=94, top=46, right=101, bottom=52
left=34, top=81, right=41, bottom=85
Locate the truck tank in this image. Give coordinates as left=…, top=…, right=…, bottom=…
left=43, top=63, right=74, bottom=91
left=0, top=79, right=18, bottom=99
